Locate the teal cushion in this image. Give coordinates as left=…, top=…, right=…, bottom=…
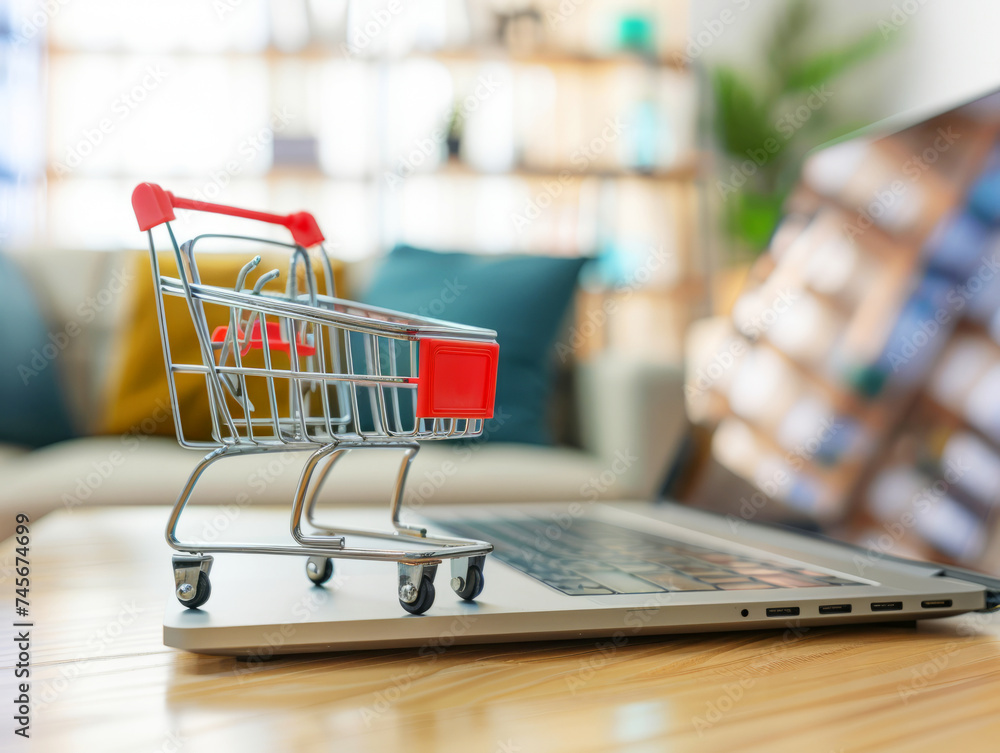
left=0, top=253, right=77, bottom=447
left=361, top=245, right=585, bottom=445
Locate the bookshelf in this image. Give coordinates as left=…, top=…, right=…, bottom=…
left=35, top=0, right=703, bottom=365
left=689, top=99, right=1000, bottom=572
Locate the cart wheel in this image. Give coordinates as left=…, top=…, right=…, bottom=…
left=399, top=575, right=436, bottom=615
left=306, top=556, right=334, bottom=586
left=452, top=565, right=485, bottom=601
left=176, top=571, right=211, bottom=610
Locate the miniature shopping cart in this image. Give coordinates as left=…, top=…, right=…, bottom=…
left=131, top=183, right=498, bottom=615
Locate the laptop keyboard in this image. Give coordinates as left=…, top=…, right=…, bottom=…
left=440, top=516, right=862, bottom=596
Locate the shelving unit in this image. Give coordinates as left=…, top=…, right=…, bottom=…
left=693, top=98, right=1000, bottom=572
left=37, top=0, right=702, bottom=365
left=0, top=3, right=46, bottom=247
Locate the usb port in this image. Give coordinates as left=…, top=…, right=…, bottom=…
left=766, top=607, right=800, bottom=617
left=921, top=599, right=953, bottom=609
left=870, top=601, right=903, bottom=612
left=819, top=604, right=852, bottom=614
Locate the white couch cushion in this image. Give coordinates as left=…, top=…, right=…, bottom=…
left=0, top=437, right=615, bottom=539
left=0, top=443, right=29, bottom=464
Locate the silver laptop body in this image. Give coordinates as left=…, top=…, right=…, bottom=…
left=163, top=500, right=998, bottom=655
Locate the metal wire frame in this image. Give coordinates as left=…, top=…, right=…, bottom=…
left=145, top=221, right=495, bottom=568
left=146, top=223, right=496, bottom=450
left=165, top=442, right=489, bottom=565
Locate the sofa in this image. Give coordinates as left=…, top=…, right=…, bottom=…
left=0, top=247, right=687, bottom=542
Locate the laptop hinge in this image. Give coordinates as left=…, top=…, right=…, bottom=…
left=930, top=566, right=1000, bottom=612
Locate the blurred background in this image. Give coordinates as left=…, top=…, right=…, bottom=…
left=2, top=0, right=1000, bottom=572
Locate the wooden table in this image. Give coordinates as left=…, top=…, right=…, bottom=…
left=3, top=506, right=1000, bottom=752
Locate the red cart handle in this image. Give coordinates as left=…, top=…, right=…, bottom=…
left=131, top=182, right=325, bottom=248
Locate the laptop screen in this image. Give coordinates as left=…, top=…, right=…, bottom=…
left=680, top=87, right=1000, bottom=576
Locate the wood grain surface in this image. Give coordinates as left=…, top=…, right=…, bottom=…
left=2, top=506, right=999, bottom=753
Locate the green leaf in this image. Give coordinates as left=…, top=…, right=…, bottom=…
left=708, top=0, right=890, bottom=257
left=733, top=192, right=786, bottom=251
left=711, top=67, right=777, bottom=158
left=766, top=0, right=817, bottom=79
left=783, top=30, right=887, bottom=93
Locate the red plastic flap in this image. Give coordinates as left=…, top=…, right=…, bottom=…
left=416, top=339, right=499, bottom=419
left=211, top=321, right=316, bottom=357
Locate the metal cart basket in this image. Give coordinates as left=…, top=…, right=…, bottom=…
left=131, top=183, right=498, bottom=614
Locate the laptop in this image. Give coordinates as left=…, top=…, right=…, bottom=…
left=163, top=498, right=999, bottom=655
left=163, top=89, right=1000, bottom=656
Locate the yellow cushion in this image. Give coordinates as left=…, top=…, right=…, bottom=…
left=101, top=248, right=346, bottom=441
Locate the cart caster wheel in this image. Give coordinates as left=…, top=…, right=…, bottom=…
left=399, top=575, right=436, bottom=615
left=306, top=556, right=334, bottom=585
left=452, top=565, right=485, bottom=601
left=176, top=571, right=211, bottom=610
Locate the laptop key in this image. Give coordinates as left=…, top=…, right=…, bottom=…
left=603, top=557, right=661, bottom=570
left=635, top=572, right=718, bottom=591
left=758, top=575, right=827, bottom=588
left=545, top=574, right=600, bottom=584
left=717, top=582, right=776, bottom=590
left=557, top=584, right=616, bottom=596
left=440, top=517, right=865, bottom=595
left=577, top=569, right=667, bottom=594
left=624, top=561, right=671, bottom=573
